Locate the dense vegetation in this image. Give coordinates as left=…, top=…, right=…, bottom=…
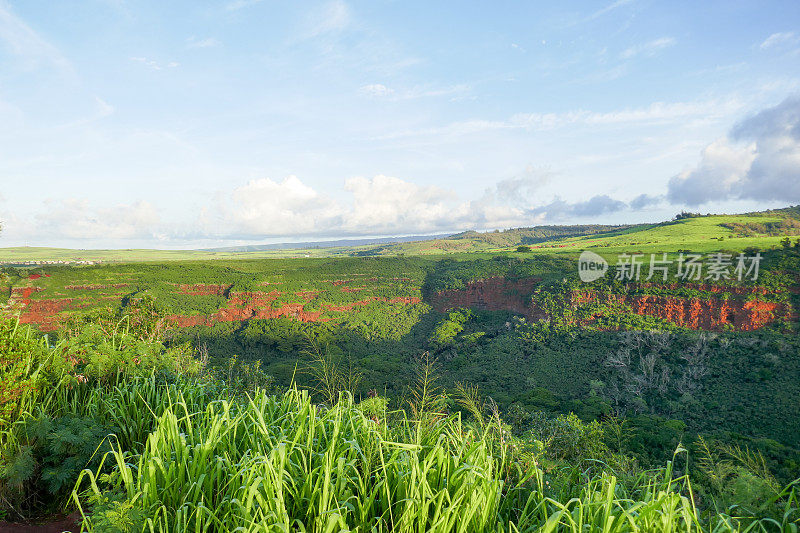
left=451, top=225, right=635, bottom=246
left=0, top=316, right=798, bottom=531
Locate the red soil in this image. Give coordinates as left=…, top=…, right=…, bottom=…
left=177, top=284, right=230, bottom=296
left=296, top=291, right=319, bottom=301
left=10, top=287, right=44, bottom=300
left=18, top=298, right=74, bottom=331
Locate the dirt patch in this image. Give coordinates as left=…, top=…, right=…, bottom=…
left=296, top=291, right=319, bottom=301
left=19, top=298, right=74, bottom=331
left=0, top=512, right=81, bottom=533
left=177, top=284, right=231, bottom=296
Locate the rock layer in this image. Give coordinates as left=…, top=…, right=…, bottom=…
left=430, top=277, right=791, bottom=331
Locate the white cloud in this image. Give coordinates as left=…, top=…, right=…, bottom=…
left=3, top=171, right=642, bottom=244
left=211, top=173, right=635, bottom=238
left=760, top=31, right=799, bottom=50
left=359, top=83, right=394, bottom=98
left=668, top=139, right=757, bottom=206
left=130, top=57, right=179, bottom=70
left=227, top=176, right=341, bottom=235
left=343, top=175, right=455, bottom=232
left=620, top=37, right=676, bottom=59
left=379, top=97, right=743, bottom=140
left=359, top=83, right=470, bottom=101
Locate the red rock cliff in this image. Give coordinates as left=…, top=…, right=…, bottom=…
left=429, top=277, right=540, bottom=317
left=430, top=277, right=792, bottom=331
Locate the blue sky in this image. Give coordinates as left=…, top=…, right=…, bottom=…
left=1, top=0, right=799, bottom=248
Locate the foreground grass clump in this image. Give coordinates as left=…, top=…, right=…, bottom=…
left=0, top=316, right=212, bottom=519
left=73, top=389, right=709, bottom=532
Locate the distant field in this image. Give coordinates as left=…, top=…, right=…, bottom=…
left=0, top=245, right=377, bottom=263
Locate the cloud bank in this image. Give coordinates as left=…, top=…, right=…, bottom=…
left=668, top=95, right=800, bottom=206
left=2, top=173, right=638, bottom=246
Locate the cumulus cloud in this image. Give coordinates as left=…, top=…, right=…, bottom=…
left=212, top=173, right=631, bottom=239
left=227, top=176, right=341, bottom=236
left=667, top=95, right=800, bottom=205
left=630, top=193, right=663, bottom=210
left=490, top=166, right=553, bottom=206
left=343, top=175, right=455, bottom=231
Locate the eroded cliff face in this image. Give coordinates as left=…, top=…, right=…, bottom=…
left=430, top=278, right=792, bottom=331
left=429, top=277, right=540, bottom=317
left=583, top=292, right=788, bottom=331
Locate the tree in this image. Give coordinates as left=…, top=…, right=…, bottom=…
left=781, top=236, right=792, bottom=248
left=516, top=245, right=532, bottom=253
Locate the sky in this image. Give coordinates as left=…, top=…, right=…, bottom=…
left=0, top=0, right=799, bottom=249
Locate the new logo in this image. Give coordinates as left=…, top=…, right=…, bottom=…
left=578, top=250, right=608, bottom=282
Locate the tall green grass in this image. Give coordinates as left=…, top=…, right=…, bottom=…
left=72, top=388, right=785, bottom=533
